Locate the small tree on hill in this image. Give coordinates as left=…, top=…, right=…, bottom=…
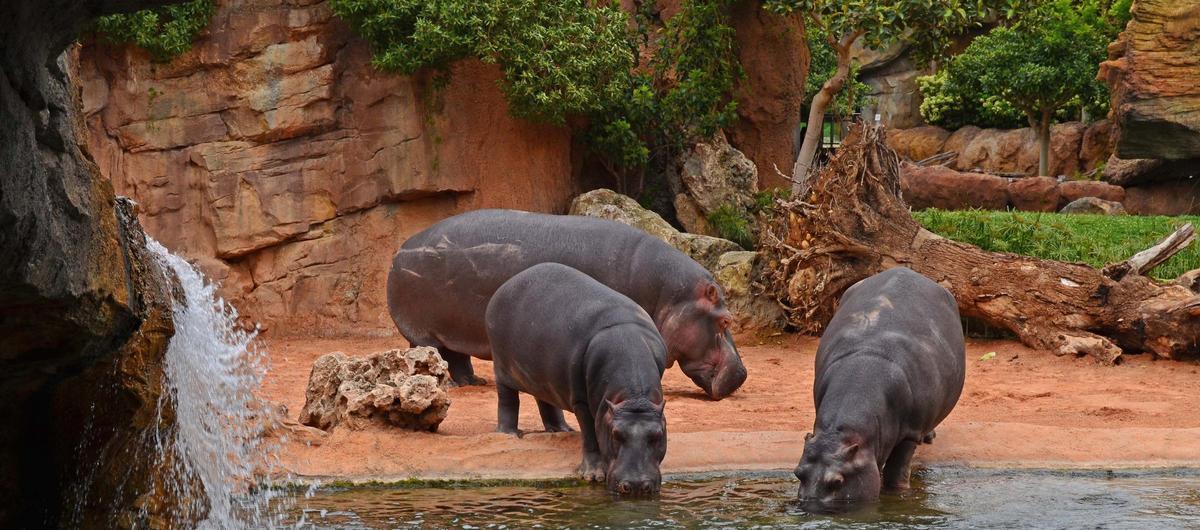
left=941, top=0, right=1116, bottom=176
left=763, top=0, right=1029, bottom=193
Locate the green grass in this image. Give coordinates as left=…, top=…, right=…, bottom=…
left=913, top=209, right=1200, bottom=281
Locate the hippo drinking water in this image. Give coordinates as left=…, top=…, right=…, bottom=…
left=387, top=209, right=746, bottom=399
left=487, top=263, right=668, bottom=495
left=795, top=267, right=965, bottom=511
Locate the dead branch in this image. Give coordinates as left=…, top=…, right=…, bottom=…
left=1103, top=223, right=1195, bottom=281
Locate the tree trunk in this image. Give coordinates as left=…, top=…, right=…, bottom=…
left=1037, top=109, right=1052, bottom=177
left=791, top=35, right=857, bottom=194
left=759, top=124, right=1200, bottom=363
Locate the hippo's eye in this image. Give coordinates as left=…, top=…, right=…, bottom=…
left=828, top=476, right=844, bottom=490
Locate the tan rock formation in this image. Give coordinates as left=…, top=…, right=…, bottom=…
left=298, top=348, right=451, bottom=432
left=80, top=0, right=578, bottom=335
left=887, top=121, right=1112, bottom=178
left=1099, top=0, right=1200, bottom=160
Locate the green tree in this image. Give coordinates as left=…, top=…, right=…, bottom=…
left=762, top=0, right=1028, bottom=193
left=940, top=0, right=1114, bottom=176
left=94, top=0, right=215, bottom=62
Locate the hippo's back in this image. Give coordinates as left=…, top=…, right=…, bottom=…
left=388, top=209, right=706, bottom=357
left=816, top=268, right=965, bottom=428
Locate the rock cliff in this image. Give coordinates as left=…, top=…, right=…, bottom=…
left=1100, top=0, right=1200, bottom=161
left=0, top=1, right=183, bottom=527
left=80, top=0, right=579, bottom=335
left=80, top=0, right=810, bottom=335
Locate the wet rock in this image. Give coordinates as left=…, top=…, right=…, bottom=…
left=713, top=251, right=786, bottom=332
left=299, top=348, right=451, bottom=432
left=1060, top=197, right=1127, bottom=215
left=569, top=189, right=741, bottom=271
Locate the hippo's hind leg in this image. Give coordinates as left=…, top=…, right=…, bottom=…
left=536, top=400, right=574, bottom=432
left=496, top=381, right=522, bottom=436
left=442, top=348, right=487, bottom=387
left=882, top=439, right=918, bottom=491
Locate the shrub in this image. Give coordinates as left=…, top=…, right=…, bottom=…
left=94, top=0, right=215, bottom=62
left=707, top=204, right=756, bottom=250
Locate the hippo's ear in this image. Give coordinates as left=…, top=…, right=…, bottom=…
left=804, top=432, right=814, bottom=442
left=704, top=283, right=720, bottom=304
left=837, top=442, right=860, bottom=460
left=605, top=398, right=622, bottom=413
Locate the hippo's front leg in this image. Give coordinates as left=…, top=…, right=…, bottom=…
left=442, top=349, right=487, bottom=387
left=882, top=439, right=918, bottom=490
left=574, top=408, right=606, bottom=482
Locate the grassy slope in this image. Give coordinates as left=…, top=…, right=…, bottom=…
left=914, top=210, right=1200, bottom=280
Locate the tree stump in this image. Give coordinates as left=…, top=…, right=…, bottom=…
left=759, top=124, right=1200, bottom=363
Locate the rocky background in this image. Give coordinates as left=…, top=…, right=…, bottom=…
left=78, top=0, right=807, bottom=335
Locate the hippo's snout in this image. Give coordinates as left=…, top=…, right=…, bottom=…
left=707, top=354, right=748, bottom=400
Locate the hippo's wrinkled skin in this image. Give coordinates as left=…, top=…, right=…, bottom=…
left=795, top=267, right=965, bottom=512
left=487, top=263, right=667, bottom=496
left=386, top=209, right=747, bottom=399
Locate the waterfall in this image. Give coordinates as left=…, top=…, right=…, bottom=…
left=147, top=239, right=290, bottom=529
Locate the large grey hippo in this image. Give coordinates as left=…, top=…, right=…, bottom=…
left=487, top=263, right=667, bottom=495
left=386, top=209, right=747, bottom=400
left=794, top=267, right=965, bottom=511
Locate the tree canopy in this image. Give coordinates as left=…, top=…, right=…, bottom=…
left=94, top=0, right=215, bottom=62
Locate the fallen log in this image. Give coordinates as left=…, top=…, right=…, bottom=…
left=759, top=124, right=1200, bottom=363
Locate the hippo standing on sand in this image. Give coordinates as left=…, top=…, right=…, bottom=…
left=795, top=267, right=965, bottom=511
left=487, top=263, right=668, bottom=495
left=386, top=209, right=747, bottom=400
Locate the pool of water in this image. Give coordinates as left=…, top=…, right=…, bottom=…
left=283, top=468, right=1200, bottom=529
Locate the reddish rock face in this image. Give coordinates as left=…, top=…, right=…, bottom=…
left=1099, top=0, right=1200, bottom=160
left=727, top=1, right=808, bottom=190
left=80, top=0, right=577, bottom=334
left=900, top=164, right=1010, bottom=210
left=888, top=121, right=1111, bottom=178
left=1124, top=179, right=1200, bottom=215
left=886, top=126, right=951, bottom=162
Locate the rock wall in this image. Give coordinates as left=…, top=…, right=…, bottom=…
left=79, top=0, right=579, bottom=335
left=0, top=1, right=182, bottom=527
left=1100, top=0, right=1200, bottom=161
left=887, top=121, right=1113, bottom=178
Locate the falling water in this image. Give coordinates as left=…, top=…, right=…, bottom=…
left=146, top=239, right=290, bottom=529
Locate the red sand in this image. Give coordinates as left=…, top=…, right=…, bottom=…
left=262, top=333, right=1200, bottom=483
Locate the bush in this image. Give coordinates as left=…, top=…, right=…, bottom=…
left=914, top=209, right=1200, bottom=280
left=707, top=204, right=756, bottom=250
left=94, top=0, right=215, bottom=62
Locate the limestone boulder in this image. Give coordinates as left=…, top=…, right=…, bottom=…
left=1060, top=197, right=1127, bottom=215
left=673, top=131, right=759, bottom=227
left=900, top=164, right=1010, bottom=210
left=569, top=189, right=740, bottom=271
left=298, top=348, right=451, bottom=432
left=713, top=251, right=786, bottom=332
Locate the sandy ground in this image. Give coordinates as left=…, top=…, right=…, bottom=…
left=262, top=333, right=1200, bottom=483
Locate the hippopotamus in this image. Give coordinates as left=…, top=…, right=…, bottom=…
left=486, top=262, right=668, bottom=495
left=794, top=267, right=965, bottom=511
left=386, top=209, right=746, bottom=400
